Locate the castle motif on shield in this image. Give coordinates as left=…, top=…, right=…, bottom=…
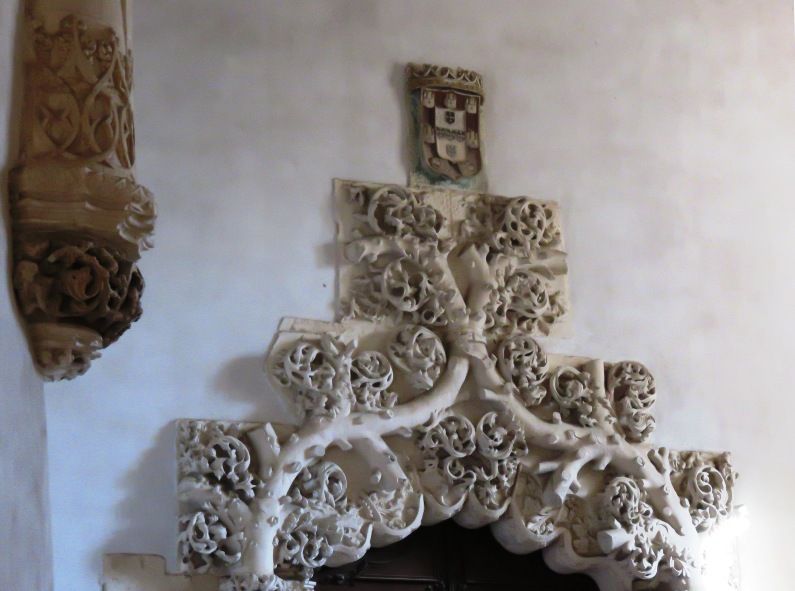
left=407, top=63, right=486, bottom=190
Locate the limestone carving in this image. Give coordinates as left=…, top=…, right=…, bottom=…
left=8, top=8, right=155, bottom=380
left=176, top=314, right=737, bottom=591
left=336, top=180, right=570, bottom=338
left=106, top=61, right=737, bottom=591
left=171, top=175, right=737, bottom=589
left=169, top=160, right=736, bottom=590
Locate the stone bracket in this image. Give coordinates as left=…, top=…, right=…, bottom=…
left=8, top=9, right=155, bottom=380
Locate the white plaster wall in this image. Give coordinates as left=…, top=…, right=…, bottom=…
left=45, top=1, right=795, bottom=590
left=0, top=1, right=53, bottom=590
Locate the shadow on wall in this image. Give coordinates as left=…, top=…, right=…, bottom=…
left=213, top=354, right=298, bottom=424
left=100, top=422, right=178, bottom=574
left=92, top=58, right=412, bottom=587
left=97, top=354, right=299, bottom=578
left=315, top=238, right=338, bottom=321
left=2, top=0, right=31, bottom=355
left=390, top=60, right=412, bottom=176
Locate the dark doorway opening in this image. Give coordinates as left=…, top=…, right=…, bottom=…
left=315, top=520, right=599, bottom=590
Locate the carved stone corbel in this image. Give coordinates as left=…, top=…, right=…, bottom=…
left=8, top=2, right=155, bottom=380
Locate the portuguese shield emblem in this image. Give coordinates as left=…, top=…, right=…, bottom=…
left=420, top=87, right=481, bottom=179
left=407, top=63, right=486, bottom=190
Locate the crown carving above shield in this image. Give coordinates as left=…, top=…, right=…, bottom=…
left=406, top=63, right=485, bottom=99
left=406, top=63, right=487, bottom=191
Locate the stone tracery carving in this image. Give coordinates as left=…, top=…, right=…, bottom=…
left=8, top=9, right=155, bottom=380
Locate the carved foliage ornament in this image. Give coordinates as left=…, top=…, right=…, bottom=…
left=175, top=177, right=737, bottom=590
left=169, top=62, right=736, bottom=591
left=177, top=320, right=737, bottom=591
left=336, top=180, right=570, bottom=338
left=9, top=14, right=155, bottom=380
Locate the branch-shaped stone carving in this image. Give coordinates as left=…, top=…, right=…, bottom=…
left=336, top=180, right=569, bottom=337
left=175, top=179, right=737, bottom=591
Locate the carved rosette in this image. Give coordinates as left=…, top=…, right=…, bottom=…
left=9, top=14, right=155, bottom=380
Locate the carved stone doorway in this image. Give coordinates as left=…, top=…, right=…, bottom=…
left=315, top=520, right=599, bottom=590
left=120, top=64, right=739, bottom=591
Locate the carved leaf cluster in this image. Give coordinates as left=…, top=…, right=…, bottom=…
left=549, top=366, right=598, bottom=427
left=348, top=248, right=457, bottom=327
left=349, top=184, right=445, bottom=245
left=671, top=451, right=736, bottom=533
left=273, top=328, right=447, bottom=418
left=360, top=479, right=422, bottom=535
left=277, top=462, right=369, bottom=574
left=606, top=361, right=657, bottom=442
left=484, top=264, right=566, bottom=339
left=460, top=196, right=561, bottom=259
left=177, top=422, right=260, bottom=574
left=387, top=325, right=447, bottom=391
left=418, top=412, right=528, bottom=512
left=597, top=476, right=696, bottom=582
left=14, top=237, right=144, bottom=345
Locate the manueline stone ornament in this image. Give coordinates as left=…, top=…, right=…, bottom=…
left=9, top=9, right=155, bottom=380
left=104, top=64, right=738, bottom=591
